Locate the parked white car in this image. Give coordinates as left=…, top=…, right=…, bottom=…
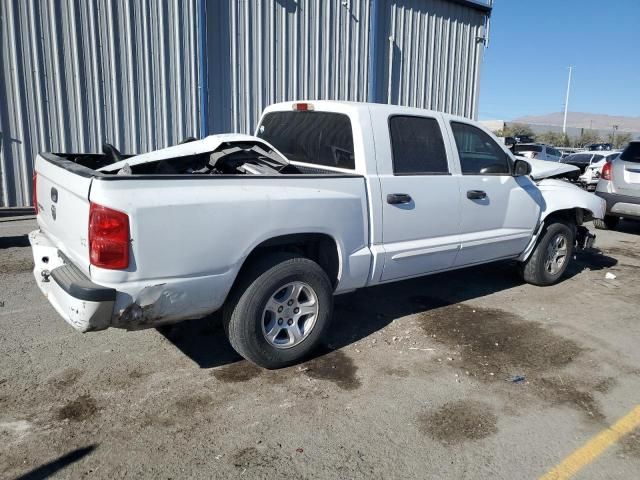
left=30, top=101, right=605, bottom=368
left=513, top=143, right=563, bottom=162
left=595, top=141, right=640, bottom=229
left=577, top=151, right=621, bottom=190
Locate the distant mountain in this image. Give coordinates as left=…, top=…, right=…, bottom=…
left=512, top=112, right=640, bottom=133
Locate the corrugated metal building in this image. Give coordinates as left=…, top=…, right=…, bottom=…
left=0, top=0, right=491, bottom=207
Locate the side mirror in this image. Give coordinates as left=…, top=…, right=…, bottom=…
left=513, top=159, right=532, bottom=176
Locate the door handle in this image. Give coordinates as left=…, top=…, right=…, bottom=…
left=466, top=190, right=487, bottom=200
left=387, top=193, right=412, bottom=205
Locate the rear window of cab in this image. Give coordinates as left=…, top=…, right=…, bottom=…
left=257, top=111, right=355, bottom=169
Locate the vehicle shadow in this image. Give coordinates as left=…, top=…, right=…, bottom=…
left=160, top=249, right=616, bottom=370
left=614, top=219, right=640, bottom=235
left=0, top=234, right=30, bottom=249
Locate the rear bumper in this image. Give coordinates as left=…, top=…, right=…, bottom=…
left=29, top=230, right=114, bottom=332
left=595, top=191, right=640, bottom=219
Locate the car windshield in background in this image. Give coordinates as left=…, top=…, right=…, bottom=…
left=257, top=111, right=355, bottom=169
left=513, top=145, right=542, bottom=153
left=563, top=153, right=592, bottom=164
left=620, top=143, right=640, bottom=163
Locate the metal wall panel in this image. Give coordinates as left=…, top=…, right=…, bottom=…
left=376, top=0, right=486, bottom=118
left=1, top=0, right=488, bottom=207
left=207, top=0, right=373, bottom=134
left=0, top=0, right=200, bottom=207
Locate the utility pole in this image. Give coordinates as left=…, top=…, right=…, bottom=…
left=563, top=66, right=574, bottom=135
left=612, top=124, right=619, bottom=147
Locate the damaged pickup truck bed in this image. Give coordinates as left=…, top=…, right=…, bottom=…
left=30, top=101, right=605, bottom=368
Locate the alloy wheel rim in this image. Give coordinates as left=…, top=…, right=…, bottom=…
left=261, top=281, right=319, bottom=349
left=544, top=233, right=568, bottom=275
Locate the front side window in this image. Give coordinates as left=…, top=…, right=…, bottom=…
left=389, top=116, right=449, bottom=175
left=257, top=111, right=355, bottom=169
left=451, top=122, right=511, bottom=175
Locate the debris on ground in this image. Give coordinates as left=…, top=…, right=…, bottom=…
left=605, top=272, right=617, bottom=280
left=507, top=375, right=526, bottom=384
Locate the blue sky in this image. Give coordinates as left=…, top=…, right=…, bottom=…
left=478, top=0, right=640, bottom=120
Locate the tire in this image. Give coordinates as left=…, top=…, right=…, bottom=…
left=520, top=221, right=575, bottom=286
left=223, top=253, right=333, bottom=369
left=593, top=215, right=619, bottom=230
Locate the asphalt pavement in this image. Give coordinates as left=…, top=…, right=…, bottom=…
left=1, top=217, right=639, bottom=479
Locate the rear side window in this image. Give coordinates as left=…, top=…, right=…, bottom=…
left=451, top=122, right=511, bottom=175
left=257, top=112, right=355, bottom=169
left=620, top=143, right=640, bottom=163
left=389, top=116, right=448, bottom=174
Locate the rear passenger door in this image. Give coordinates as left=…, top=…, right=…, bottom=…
left=378, top=115, right=461, bottom=282
left=449, top=121, right=542, bottom=266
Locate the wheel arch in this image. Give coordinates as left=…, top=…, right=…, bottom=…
left=542, top=206, right=594, bottom=227
left=520, top=207, right=591, bottom=262
left=232, top=233, right=342, bottom=292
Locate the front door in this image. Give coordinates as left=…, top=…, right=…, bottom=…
left=378, top=114, right=461, bottom=282
left=448, top=121, right=542, bottom=267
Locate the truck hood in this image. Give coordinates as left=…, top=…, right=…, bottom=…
left=521, top=156, right=580, bottom=180
left=99, top=134, right=288, bottom=173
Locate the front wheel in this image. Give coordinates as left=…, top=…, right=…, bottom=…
left=520, top=222, right=575, bottom=286
left=223, top=253, right=333, bottom=369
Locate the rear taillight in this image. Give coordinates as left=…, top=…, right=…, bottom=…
left=601, top=162, right=613, bottom=181
left=32, top=173, right=38, bottom=214
left=89, top=203, right=130, bottom=269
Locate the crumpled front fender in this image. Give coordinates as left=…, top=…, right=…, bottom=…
left=518, top=179, right=606, bottom=261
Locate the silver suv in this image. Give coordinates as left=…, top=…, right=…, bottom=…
left=594, top=141, right=640, bottom=229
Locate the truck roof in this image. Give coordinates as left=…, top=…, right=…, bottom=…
left=264, top=100, right=475, bottom=125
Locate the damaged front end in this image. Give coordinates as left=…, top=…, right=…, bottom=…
left=575, top=225, right=597, bottom=250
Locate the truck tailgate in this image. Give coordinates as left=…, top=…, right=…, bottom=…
left=34, top=154, right=92, bottom=274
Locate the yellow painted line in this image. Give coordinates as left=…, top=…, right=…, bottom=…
left=540, top=405, right=640, bottom=480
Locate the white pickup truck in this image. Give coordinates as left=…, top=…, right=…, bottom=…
left=30, top=101, right=604, bottom=368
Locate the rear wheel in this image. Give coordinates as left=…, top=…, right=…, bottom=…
left=593, top=215, right=619, bottom=230
left=520, top=221, right=575, bottom=286
left=223, top=253, right=333, bottom=369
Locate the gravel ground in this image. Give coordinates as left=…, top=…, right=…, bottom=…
left=1, top=218, right=640, bottom=479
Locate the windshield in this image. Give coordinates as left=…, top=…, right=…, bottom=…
left=563, top=153, right=592, bottom=164
left=257, top=111, right=355, bottom=169
left=514, top=145, right=542, bottom=153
